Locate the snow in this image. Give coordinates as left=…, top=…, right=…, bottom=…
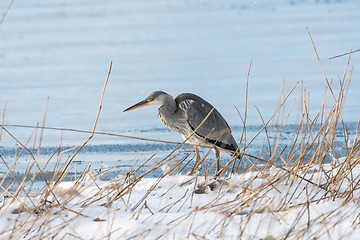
left=1, top=160, right=360, bottom=239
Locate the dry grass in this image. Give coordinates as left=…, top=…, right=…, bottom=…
left=0, top=40, right=359, bottom=239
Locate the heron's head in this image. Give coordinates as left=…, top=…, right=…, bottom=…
left=123, top=91, right=171, bottom=112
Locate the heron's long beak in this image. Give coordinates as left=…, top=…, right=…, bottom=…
left=123, top=99, right=150, bottom=112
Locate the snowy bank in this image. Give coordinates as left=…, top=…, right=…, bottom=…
left=1, top=159, right=360, bottom=239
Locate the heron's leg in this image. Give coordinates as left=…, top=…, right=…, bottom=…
left=215, top=148, right=221, bottom=172
left=190, top=147, right=201, bottom=174
left=193, top=147, right=201, bottom=172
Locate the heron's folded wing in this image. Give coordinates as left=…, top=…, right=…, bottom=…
left=179, top=98, right=237, bottom=151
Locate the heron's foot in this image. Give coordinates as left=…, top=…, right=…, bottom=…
left=194, top=181, right=217, bottom=194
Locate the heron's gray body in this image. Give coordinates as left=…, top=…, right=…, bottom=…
left=157, top=92, right=238, bottom=153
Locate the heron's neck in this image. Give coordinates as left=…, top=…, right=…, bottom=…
left=160, top=96, right=177, bottom=114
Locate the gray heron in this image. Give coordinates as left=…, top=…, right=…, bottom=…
left=123, top=91, right=239, bottom=174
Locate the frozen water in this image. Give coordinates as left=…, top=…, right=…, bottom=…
left=0, top=0, right=359, bottom=176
